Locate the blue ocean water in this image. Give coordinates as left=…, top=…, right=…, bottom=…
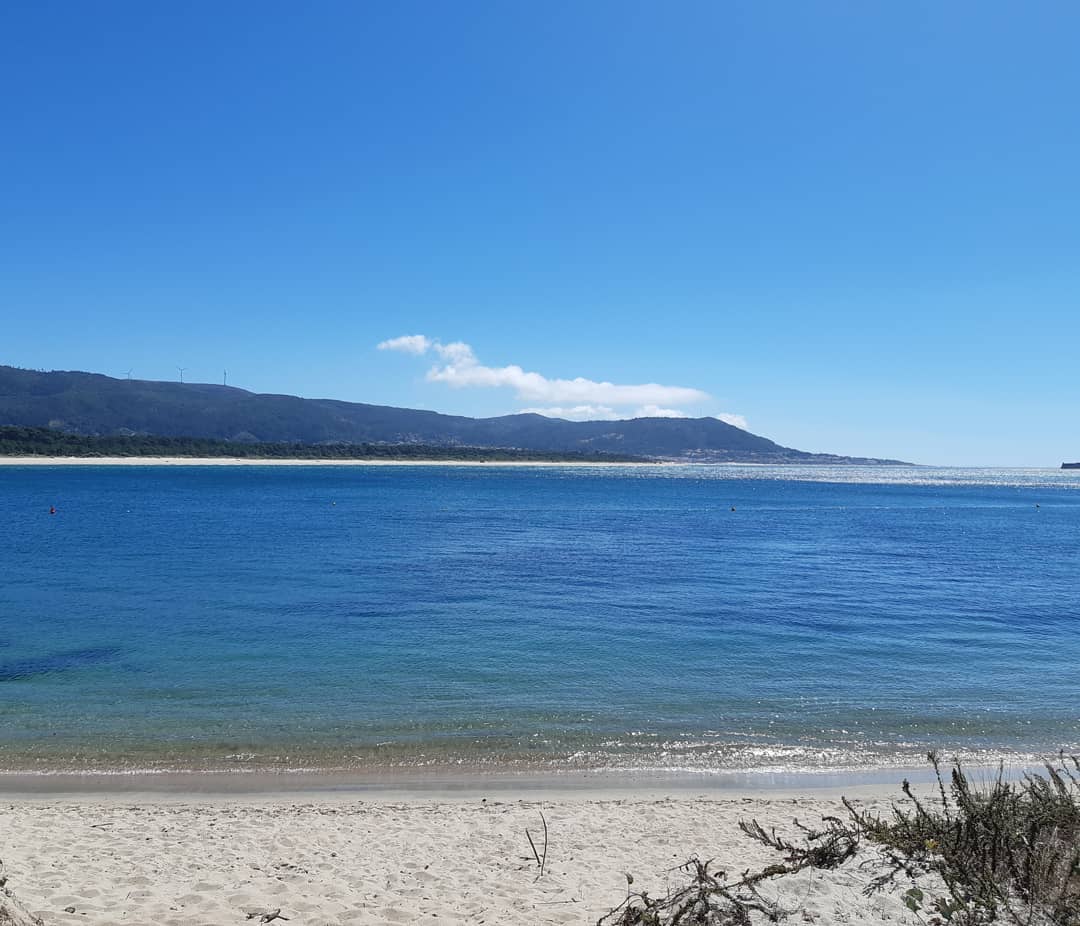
left=1, top=464, right=1078, bottom=774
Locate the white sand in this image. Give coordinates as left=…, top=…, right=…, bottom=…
left=0, top=789, right=926, bottom=926
left=0, top=457, right=663, bottom=467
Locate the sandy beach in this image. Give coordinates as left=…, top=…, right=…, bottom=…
left=0, top=785, right=929, bottom=926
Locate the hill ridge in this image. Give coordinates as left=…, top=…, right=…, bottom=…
left=0, top=365, right=904, bottom=463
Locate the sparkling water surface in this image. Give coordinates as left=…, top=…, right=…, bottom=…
left=1, top=464, right=1078, bottom=774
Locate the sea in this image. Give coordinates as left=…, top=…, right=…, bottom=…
left=1, top=463, right=1078, bottom=779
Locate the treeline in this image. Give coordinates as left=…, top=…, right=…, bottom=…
left=0, top=425, right=644, bottom=463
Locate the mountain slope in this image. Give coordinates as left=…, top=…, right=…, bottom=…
left=0, top=366, right=898, bottom=462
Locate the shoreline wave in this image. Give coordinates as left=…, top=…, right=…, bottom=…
left=1, top=742, right=1071, bottom=782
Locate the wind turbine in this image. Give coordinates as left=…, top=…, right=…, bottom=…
left=178, top=366, right=187, bottom=384
left=223, top=369, right=228, bottom=386
left=125, top=368, right=133, bottom=381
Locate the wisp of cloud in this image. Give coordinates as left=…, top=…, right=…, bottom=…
left=377, top=334, right=746, bottom=425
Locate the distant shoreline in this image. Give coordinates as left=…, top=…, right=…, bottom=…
left=0, top=455, right=665, bottom=467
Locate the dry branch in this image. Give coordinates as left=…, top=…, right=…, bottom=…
left=0, top=864, right=44, bottom=926
left=245, top=908, right=290, bottom=923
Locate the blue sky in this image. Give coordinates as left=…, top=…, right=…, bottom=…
left=2, top=2, right=1077, bottom=465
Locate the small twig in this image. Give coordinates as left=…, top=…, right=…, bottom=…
left=539, top=809, right=549, bottom=879
left=526, top=828, right=542, bottom=871
left=90, top=822, right=115, bottom=828
left=526, top=810, right=550, bottom=880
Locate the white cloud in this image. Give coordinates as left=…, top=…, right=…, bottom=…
left=378, top=334, right=710, bottom=418
left=716, top=413, right=748, bottom=430
left=521, top=405, right=620, bottom=420
left=635, top=405, right=690, bottom=419
left=380, top=335, right=478, bottom=365
left=378, top=334, right=432, bottom=355
left=431, top=340, right=477, bottom=365
left=376, top=335, right=759, bottom=428
left=428, top=362, right=708, bottom=407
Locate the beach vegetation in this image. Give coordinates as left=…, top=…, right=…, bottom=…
left=848, top=751, right=1080, bottom=925
left=600, top=752, right=1080, bottom=925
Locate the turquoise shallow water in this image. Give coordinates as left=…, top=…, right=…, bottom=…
left=1, top=464, right=1078, bottom=774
